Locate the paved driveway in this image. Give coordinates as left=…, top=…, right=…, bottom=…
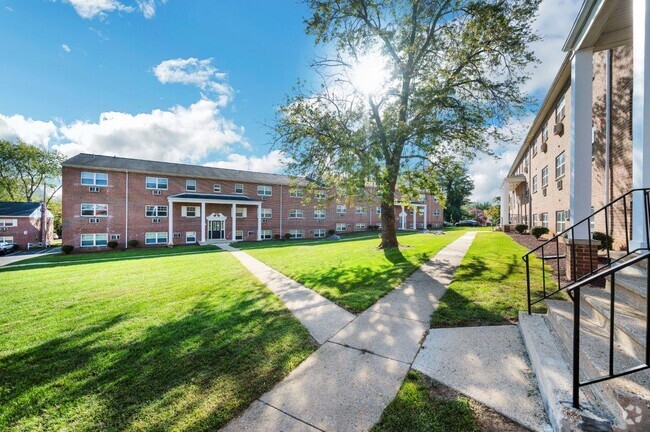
left=0, top=247, right=61, bottom=267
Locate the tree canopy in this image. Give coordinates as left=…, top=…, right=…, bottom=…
left=273, top=0, right=540, bottom=247
left=434, top=157, right=475, bottom=222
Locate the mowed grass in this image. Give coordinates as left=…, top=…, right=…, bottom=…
left=237, top=230, right=467, bottom=312
left=0, top=248, right=315, bottom=431
left=431, top=232, right=563, bottom=327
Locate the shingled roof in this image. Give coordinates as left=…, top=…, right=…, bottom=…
left=63, top=153, right=308, bottom=186
left=0, top=202, right=41, bottom=217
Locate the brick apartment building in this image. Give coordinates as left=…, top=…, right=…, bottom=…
left=0, top=202, right=54, bottom=249
left=61, top=153, right=444, bottom=250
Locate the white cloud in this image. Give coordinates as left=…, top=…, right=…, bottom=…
left=5, top=6, right=14, bottom=12
left=204, top=150, right=290, bottom=173
left=136, top=0, right=165, bottom=19
left=0, top=114, right=58, bottom=147
left=153, top=57, right=233, bottom=106
left=63, top=0, right=165, bottom=20
left=62, top=44, right=71, bottom=53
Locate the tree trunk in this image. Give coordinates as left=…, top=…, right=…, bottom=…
left=379, top=193, right=399, bottom=249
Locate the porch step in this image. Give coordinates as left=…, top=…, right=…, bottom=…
left=546, top=299, right=650, bottom=430
left=606, top=270, right=648, bottom=314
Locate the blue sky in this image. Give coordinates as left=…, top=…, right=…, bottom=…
left=0, top=0, right=583, bottom=201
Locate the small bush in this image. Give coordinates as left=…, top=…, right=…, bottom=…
left=593, top=231, right=614, bottom=250
left=61, top=245, right=74, bottom=254
left=531, top=226, right=550, bottom=239
left=128, top=239, right=139, bottom=248
left=514, top=224, right=528, bottom=234
left=283, top=233, right=291, bottom=240
left=273, top=234, right=281, bottom=240
left=327, top=229, right=336, bottom=236
left=107, top=241, right=119, bottom=249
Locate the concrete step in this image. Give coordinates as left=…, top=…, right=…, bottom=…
left=546, top=300, right=650, bottom=431
left=605, top=272, right=648, bottom=315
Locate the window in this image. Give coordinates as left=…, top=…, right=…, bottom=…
left=186, top=232, right=197, bottom=243
left=313, top=229, right=326, bottom=238
left=289, top=188, right=304, bottom=198
left=532, top=175, right=538, bottom=193
left=376, top=206, right=381, bottom=215
left=355, top=206, right=367, bottom=214
left=145, top=205, right=168, bottom=217
left=81, top=203, right=108, bottom=217
left=540, top=213, right=548, bottom=228
left=145, top=232, right=168, bottom=245
left=418, top=194, right=426, bottom=202
left=214, top=184, right=222, bottom=193
left=532, top=139, right=538, bottom=157
left=289, top=229, right=303, bottom=239
left=316, top=190, right=326, bottom=200
left=81, top=233, right=108, bottom=247
left=0, top=219, right=17, bottom=227
left=235, top=230, right=244, bottom=240
left=261, top=208, right=272, bottom=218
left=257, top=185, right=272, bottom=196
left=542, top=123, right=548, bottom=143
left=433, top=196, right=439, bottom=203
left=556, top=210, right=567, bottom=233
left=185, top=180, right=197, bottom=191
left=314, top=209, right=326, bottom=219
left=234, top=183, right=244, bottom=194
left=236, top=207, right=247, bottom=218
left=0, top=236, right=14, bottom=243
left=533, top=214, right=539, bottom=226
left=182, top=206, right=200, bottom=218
left=336, top=204, right=347, bottom=214
left=541, top=166, right=549, bottom=188
left=555, top=152, right=566, bottom=179
left=433, top=209, right=441, bottom=217
left=261, top=229, right=273, bottom=240
left=556, top=95, right=566, bottom=122
left=146, top=177, right=168, bottom=190
left=336, top=223, right=347, bottom=232
left=289, top=209, right=303, bottom=219
left=81, top=171, right=108, bottom=186
left=355, top=223, right=366, bottom=230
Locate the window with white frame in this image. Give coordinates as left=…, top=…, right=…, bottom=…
left=542, top=123, right=549, bottom=143
left=236, top=207, right=247, bottom=218
left=186, top=180, right=197, bottom=191
left=533, top=214, right=539, bottom=226
left=289, top=209, right=303, bottom=219
left=355, top=206, right=367, bottom=214
left=313, top=229, right=326, bottom=238
left=182, top=206, right=200, bottom=218
left=540, top=212, right=548, bottom=228
left=186, top=231, right=197, bottom=243
left=556, top=95, right=566, bottom=121
left=145, top=232, right=168, bottom=245
left=533, top=139, right=538, bottom=156
left=336, top=204, right=347, bottom=214
left=235, top=230, right=244, bottom=240
left=261, top=208, right=272, bottom=218
left=234, top=183, right=244, bottom=194
left=316, top=190, right=326, bottom=200
left=289, top=229, right=303, bottom=239
left=355, top=223, right=366, bottom=230
left=81, top=203, right=108, bottom=217
left=213, top=184, right=222, bottom=193
left=532, top=175, right=538, bottom=193
left=556, top=210, right=567, bottom=233
left=433, top=196, right=439, bottom=203
left=336, top=223, right=347, bottom=232
left=419, top=194, right=426, bottom=202
left=261, top=229, right=273, bottom=240
left=289, top=188, right=304, bottom=198
left=541, top=166, right=549, bottom=187
left=0, top=236, right=14, bottom=243
left=314, top=209, right=326, bottom=219
left=81, top=171, right=108, bottom=186
left=257, top=185, right=272, bottom=196
left=433, top=209, right=441, bottom=217
left=0, top=219, right=17, bottom=227
left=81, top=233, right=108, bottom=247
left=555, top=152, right=565, bottom=179
left=146, top=177, right=168, bottom=190
left=145, top=205, right=168, bottom=217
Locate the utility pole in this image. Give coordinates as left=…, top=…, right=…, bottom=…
left=41, top=180, right=47, bottom=250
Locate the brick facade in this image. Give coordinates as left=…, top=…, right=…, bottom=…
left=0, top=209, right=54, bottom=250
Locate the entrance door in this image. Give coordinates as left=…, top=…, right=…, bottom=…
left=208, top=220, right=224, bottom=240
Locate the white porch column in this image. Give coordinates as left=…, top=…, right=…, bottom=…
left=168, top=201, right=174, bottom=245
left=423, top=204, right=428, bottom=229
left=200, top=201, right=206, bottom=243
left=400, top=205, right=406, bottom=229
left=569, top=49, right=594, bottom=240
left=412, top=206, right=417, bottom=229
left=231, top=203, right=237, bottom=241
left=500, top=186, right=508, bottom=225
left=631, top=0, right=650, bottom=249
left=257, top=203, right=262, bottom=241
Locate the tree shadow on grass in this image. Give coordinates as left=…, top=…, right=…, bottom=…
left=0, top=296, right=315, bottom=431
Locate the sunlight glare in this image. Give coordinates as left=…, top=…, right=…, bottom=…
left=351, top=53, right=389, bottom=96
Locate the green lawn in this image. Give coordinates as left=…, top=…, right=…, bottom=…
left=237, top=230, right=468, bottom=312
left=431, top=232, right=563, bottom=327
left=0, top=248, right=315, bottom=431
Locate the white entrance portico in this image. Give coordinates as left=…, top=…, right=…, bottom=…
left=396, top=200, right=428, bottom=230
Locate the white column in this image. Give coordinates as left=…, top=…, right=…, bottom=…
left=412, top=206, right=417, bottom=229
left=500, top=186, right=508, bottom=225
left=168, top=201, right=174, bottom=245
left=257, top=203, right=262, bottom=241
left=200, top=201, right=206, bottom=243
left=569, top=49, right=594, bottom=240
left=231, top=203, right=237, bottom=242
left=400, top=205, right=406, bottom=229
left=631, top=1, right=650, bottom=249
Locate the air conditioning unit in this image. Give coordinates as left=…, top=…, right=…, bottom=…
left=262, top=196, right=269, bottom=200
left=553, top=122, right=564, bottom=136
left=262, top=218, right=269, bottom=223
left=152, top=218, right=161, bottom=223
left=0, top=227, right=7, bottom=231
left=152, top=190, right=162, bottom=195
left=541, top=142, right=548, bottom=153
left=89, top=218, right=100, bottom=223
left=524, top=166, right=528, bottom=173
left=308, top=230, right=314, bottom=234
left=556, top=179, right=563, bottom=190
left=542, top=187, right=547, bottom=196
left=89, top=186, right=100, bottom=192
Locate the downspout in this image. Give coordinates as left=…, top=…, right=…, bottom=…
left=604, top=49, right=612, bottom=205
left=528, top=146, right=533, bottom=226
left=125, top=170, right=129, bottom=248
left=279, top=185, right=283, bottom=237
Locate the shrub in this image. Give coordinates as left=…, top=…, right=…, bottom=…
left=273, top=234, right=281, bottom=240
left=128, top=239, right=139, bottom=248
left=593, top=231, right=614, bottom=250
left=531, top=226, right=549, bottom=239
left=327, top=229, right=336, bottom=236
left=107, top=241, right=119, bottom=249
left=514, top=224, right=528, bottom=234
left=61, top=245, right=74, bottom=255
left=283, top=233, right=291, bottom=240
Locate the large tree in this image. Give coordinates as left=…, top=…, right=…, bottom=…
left=434, top=157, right=474, bottom=222
left=0, top=140, right=65, bottom=204
left=273, top=0, right=539, bottom=247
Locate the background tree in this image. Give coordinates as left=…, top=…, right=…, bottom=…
left=434, top=158, right=474, bottom=223
left=273, top=0, right=539, bottom=247
left=485, top=204, right=501, bottom=224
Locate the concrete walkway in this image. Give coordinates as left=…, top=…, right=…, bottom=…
left=0, top=247, right=61, bottom=267
left=221, top=232, right=477, bottom=432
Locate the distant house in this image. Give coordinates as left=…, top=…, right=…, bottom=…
left=0, top=202, right=54, bottom=249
